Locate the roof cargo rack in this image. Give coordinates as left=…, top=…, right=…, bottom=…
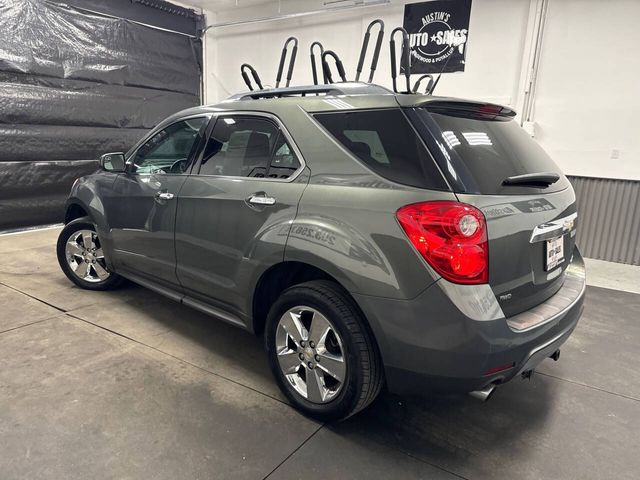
left=310, top=41, right=325, bottom=85
left=240, top=36, right=298, bottom=91
left=228, top=83, right=392, bottom=101
left=237, top=18, right=450, bottom=99
left=319, top=19, right=384, bottom=85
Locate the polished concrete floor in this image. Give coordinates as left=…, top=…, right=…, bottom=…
left=1, top=228, right=638, bottom=479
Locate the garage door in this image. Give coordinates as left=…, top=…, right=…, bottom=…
left=0, top=0, right=203, bottom=231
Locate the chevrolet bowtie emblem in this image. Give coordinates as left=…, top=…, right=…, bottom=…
left=563, top=219, right=575, bottom=231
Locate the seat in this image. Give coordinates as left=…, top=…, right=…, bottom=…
left=241, top=131, right=271, bottom=177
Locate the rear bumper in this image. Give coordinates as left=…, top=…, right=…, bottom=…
left=354, top=248, right=586, bottom=396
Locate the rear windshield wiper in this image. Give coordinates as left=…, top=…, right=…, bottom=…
left=502, top=172, right=560, bottom=187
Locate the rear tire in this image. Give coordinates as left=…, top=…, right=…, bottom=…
left=56, top=218, right=125, bottom=291
left=265, top=280, right=384, bottom=421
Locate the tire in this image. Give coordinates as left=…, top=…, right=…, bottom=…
left=56, top=218, right=126, bottom=291
left=265, top=280, right=384, bottom=421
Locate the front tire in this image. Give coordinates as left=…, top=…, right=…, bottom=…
left=265, top=280, right=383, bottom=421
left=56, top=218, right=125, bottom=291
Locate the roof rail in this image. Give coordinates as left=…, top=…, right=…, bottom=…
left=228, top=82, right=392, bottom=101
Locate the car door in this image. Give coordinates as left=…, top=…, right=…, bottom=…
left=106, top=115, right=210, bottom=289
left=174, top=113, right=308, bottom=318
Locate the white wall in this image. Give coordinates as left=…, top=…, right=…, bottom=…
left=203, top=0, right=640, bottom=180
left=532, top=0, right=640, bottom=180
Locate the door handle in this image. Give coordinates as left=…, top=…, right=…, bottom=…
left=155, top=192, right=175, bottom=200
left=247, top=193, right=276, bottom=206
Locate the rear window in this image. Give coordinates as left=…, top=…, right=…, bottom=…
left=413, top=107, right=569, bottom=195
left=314, top=109, right=448, bottom=190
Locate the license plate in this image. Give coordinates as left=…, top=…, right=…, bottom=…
left=545, top=236, right=565, bottom=271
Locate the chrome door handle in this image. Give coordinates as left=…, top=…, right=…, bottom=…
left=248, top=194, right=276, bottom=206
left=155, top=192, right=175, bottom=200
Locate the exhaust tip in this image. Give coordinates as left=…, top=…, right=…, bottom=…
left=469, top=384, right=496, bottom=402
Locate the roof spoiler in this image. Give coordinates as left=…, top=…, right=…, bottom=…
left=422, top=101, right=517, bottom=120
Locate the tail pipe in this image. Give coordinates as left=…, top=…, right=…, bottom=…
left=356, top=19, right=385, bottom=83
left=310, top=41, right=324, bottom=85
left=322, top=50, right=347, bottom=84
left=390, top=27, right=411, bottom=94
left=469, top=384, right=496, bottom=402
left=240, top=64, right=263, bottom=91
left=276, top=36, right=298, bottom=88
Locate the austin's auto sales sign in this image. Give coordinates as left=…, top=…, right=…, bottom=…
left=403, top=0, right=472, bottom=74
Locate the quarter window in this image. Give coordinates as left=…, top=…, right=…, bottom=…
left=199, top=116, right=300, bottom=178
left=314, top=109, right=448, bottom=190
left=131, top=117, right=207, bottom=174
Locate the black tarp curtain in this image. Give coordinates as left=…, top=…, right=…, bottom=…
left=0, top=0, right=203, bottom=230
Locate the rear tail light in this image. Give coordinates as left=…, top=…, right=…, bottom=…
left=396, top=201, right=489, bottom=284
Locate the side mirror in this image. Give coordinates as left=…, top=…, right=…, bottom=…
left=100, top=152, right=126, bottom=172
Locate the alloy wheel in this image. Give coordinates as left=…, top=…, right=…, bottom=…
left=65, top=229, right=110, bottom=283
left=275, top=306, right=346, bottom=404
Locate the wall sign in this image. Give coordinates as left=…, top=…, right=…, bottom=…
left=403, top=0, right=472, bottom=74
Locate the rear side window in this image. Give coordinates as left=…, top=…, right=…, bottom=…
left=198, top=116, right=301, bottom=179
left=413, top=107, right=569, bottom=194
left=314, top=109, right=448, bottom=190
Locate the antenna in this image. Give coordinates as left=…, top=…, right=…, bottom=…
left=355, top=19, right=385, bottom=83
left=310, top=41, right=324, bottom=86
left=390, top=27, right=411, bottom=94
left=275, top=37, right=298, bottom=88
left=322, top=50, right=347, bottom=84
left=412, top=74, right=434, bottom=94
left=240, top=63, right=263, bottom=91
left=427, top=51, right=455, bottom=95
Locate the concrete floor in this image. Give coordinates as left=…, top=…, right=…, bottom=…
left=1, top=228, right=639, bottom=480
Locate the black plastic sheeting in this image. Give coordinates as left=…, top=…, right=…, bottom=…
left=0, top=0, right=202, bottom=230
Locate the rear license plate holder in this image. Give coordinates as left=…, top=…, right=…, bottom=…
left=545, top=236, right=564, bottom=271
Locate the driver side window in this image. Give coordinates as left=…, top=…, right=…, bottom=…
left=131, top=117, right=207, bottom=174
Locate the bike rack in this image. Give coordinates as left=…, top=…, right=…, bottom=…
left=275, top=36, right=299, bottom=88
left=310, top=41, right=325, bottom=86
left=390, top=27, right=412, bottom=94
left=412, top=74, right=434, bottom=94
left=240, top=63, right=264, bottom=91
left=355, top=19, right=385, bottom=83
left=321, top=50, right=347, bottom=84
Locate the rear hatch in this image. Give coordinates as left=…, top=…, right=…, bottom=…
left=406, top=102, right=577, bottom=316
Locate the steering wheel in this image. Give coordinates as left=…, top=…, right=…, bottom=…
left=168, top=159, right=187, bottom=174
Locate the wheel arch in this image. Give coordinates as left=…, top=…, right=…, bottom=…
left=252, top=261, right=367, bottom=337
left=64, top=201, right=89, bottom=224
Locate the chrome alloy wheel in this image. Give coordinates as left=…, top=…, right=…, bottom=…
left=275, top=306, right=346, bottom=404
left=65, top=230, right=110, bottom=283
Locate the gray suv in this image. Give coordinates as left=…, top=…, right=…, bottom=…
left=57, top=83, right=585, bottom=421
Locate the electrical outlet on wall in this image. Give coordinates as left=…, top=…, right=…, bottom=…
left=611, top=149, right=620, bottom=160
left=522, top=121, right=536, bottom=138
